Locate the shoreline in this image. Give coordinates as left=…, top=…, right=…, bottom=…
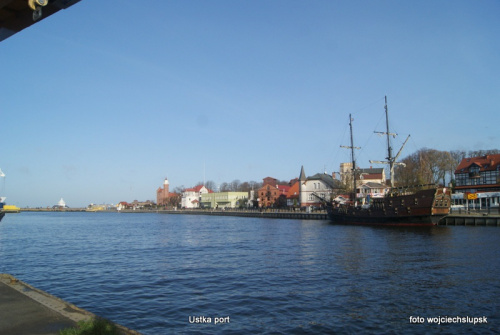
left=13, top=208, right=500, bottom=225
left=0, top=274, right=140, bottom=335
left=19, top=208, right=331, bottom=220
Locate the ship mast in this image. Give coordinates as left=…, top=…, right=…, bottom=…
left=341, top=114, right=360, bottom=202
left=370, top=96, right=409, bottom=188
left=384, top=96, right=394, bottom=175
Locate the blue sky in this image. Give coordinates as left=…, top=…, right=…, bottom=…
left=1, top=0, right=499, bottom=207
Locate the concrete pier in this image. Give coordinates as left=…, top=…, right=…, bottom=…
left=439, top=213, right=500, bottom=226
left=0, top=274, right=139, bottom=335
left=158, top=209, right=329, bottom=220
left=16, top=207, right=500, bottom=225
left=20, top=207, right=330, bottom=220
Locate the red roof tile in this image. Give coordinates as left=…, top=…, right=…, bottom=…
left=277, top=185, right=290, bottom=194
left=287, top=182, right=300, bottom=199
left=185, top=185, right=214, bottom=193
left=455, top=154, right=500, bottom=173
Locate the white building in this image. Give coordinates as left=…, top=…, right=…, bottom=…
left=358, top=182, right=388, bottom=199
left=340, top=163, right=389, bottom=199
left=181, top=185, right=212, bottom=209
left=299, top=166, right=338, bottom=208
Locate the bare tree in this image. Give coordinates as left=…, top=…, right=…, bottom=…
left=448, top=150, right=466, bottom=185
left=166, top=192, right=181, bottom=208
left=239, top=181, right=251, bottom=192
left=250, top=181, right=262, bottom=190
left=231, top=179, right=241, bottom=192
left=467, top=149, right=500, bottom=157
left=423, top=149, right=453, bottom=185
left=195, top=180, right=217, bottom=192
left=395, top=148, right=455, bottom=186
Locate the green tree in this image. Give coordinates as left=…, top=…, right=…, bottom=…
left=274, top=194, right=288, bottom=208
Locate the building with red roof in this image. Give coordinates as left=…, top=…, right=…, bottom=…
left=454, top=154, right=500, bottom=193
left=181, top=185, right=214, bottom=209
left=287, top=179, right=300, bottom=207
left=156, top=178, right=170, bottom=206
left=257, top=177, right=290, bottom=208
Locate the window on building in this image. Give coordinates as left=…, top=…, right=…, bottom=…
left=455, top=173, right=466, bottom=186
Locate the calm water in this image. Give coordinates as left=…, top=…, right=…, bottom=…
left=0, top=212, right=498, bottom=334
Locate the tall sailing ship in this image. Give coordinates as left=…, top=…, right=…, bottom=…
left=327, top=97, right=451, bottom=226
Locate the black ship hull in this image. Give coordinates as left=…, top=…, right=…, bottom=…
left=327, top=188, right=451, bottom=226
left=327, top=211, right=442, bottom=226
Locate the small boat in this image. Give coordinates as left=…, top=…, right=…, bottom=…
left=327, top=97, right=451, bottom=226
left=3, top=205, right=20, bottom=213
left=0, top=197, right=5, bottom=222
left=1, top=169, right=6, bottom=222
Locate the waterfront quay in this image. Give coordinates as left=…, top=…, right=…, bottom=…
left=439, top=211, right=500, bottom=226
left=18, top=207, right=500, bottom=225
left=157, top=208, right=329, bottom=220
left=156, top=209, right=500, bottom=225
left=0, top=274, right=139, bottom=335
left=174, top=209, right=500, bottom=226
left=20, top=207, right=330, bottom=220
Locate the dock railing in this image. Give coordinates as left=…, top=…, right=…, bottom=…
left=450, top=206, right=500, bottom=216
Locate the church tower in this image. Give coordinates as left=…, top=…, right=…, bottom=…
left=299, top=166, right=306, bottom=207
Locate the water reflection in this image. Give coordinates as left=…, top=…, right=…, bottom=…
left=0, top=213, right=498, bottom=335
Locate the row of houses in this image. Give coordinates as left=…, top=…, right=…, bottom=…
left=154, top=165, right=388, bottom=209
left=153, top=154, right=500, bottom=210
